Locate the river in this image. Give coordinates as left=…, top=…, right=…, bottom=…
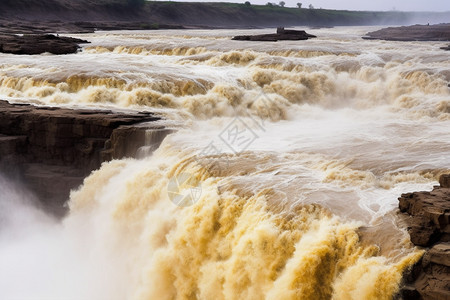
left=0, top=26, right=449, bottom=299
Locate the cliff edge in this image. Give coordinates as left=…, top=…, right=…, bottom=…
left=0, top=100, right=172, bottom=216
left=398, top=175, right=450, bottom=299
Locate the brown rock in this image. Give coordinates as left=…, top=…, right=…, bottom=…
left=399, top=284, right=422, bottom=300
left=415, top=243, right=450, bottom=300
left=232, top=27, right=316, bottom=42
left=425, top=242, right=450, bottom=267
left=398, top=187, right=450, bottom=247
left=398, top=178, right=450, bottom=300
left=0, top=34, right=89, bottom=55
left=439, top=174, right=450, bottom=188
left=107, top=125, right=173, bottom=160
left=0, top=100, right=170, bottom=216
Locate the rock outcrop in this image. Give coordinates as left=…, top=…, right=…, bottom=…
left=0, top=100, right=172, bottom=215
left=398, top=175, right=450, bottom=300
left=232, top=27, right=316, bottom=42
left=399, top=184, right=450, bottom=247
left=363, top=24, right=450, bottom=41
left=0, top=34, right=89, bottom=55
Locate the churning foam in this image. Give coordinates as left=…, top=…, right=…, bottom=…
left=64, top=144, right=423, bottom=300
left=0, top=27, right=448, bottom=120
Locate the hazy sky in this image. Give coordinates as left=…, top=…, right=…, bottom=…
left=169, top=0, right=450, bottom=11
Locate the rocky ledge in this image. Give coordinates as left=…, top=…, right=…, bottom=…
left=0, top=34, right=89, bottom=55
left=232, top=27, right=316, bottom=42
left=398, top=174, right=450, bottom=299
left=363, top=23, right=450, bottom=41
left=0, top=100, right=172, bottom=215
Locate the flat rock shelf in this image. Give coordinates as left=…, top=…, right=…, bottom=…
left=363, top=23, right=450, bottom=42
left=232, top=27, right=316, bottom=42
left=0, top=34, right=90, bottom=55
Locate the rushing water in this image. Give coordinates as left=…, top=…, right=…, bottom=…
left=1, top=26, right=449, bottom=299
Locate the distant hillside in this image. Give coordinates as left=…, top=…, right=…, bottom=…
left=0, top=0, right=449, bottom=27
left=144, top=2, right=449, bottom=27
left=0, top=0, right=144, bottom=21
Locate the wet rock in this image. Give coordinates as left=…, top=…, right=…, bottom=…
left=0, top=34, right=89, bottom=55
left=439, top=174, right=450, bottom=188
left=415, top=242, right=450, bottom=300
left=398, top=175, right=450, bottom=299
left=398, top=185, right=450, bottom=247
left=232, top=27, right=316, bottom=42
left=363, top=23, right=450, bottom=41
left=0, top=100, right=169, bottom=215
left=105, top=125, right=173, bottom=160
left=399, top=284, right=422, bottom=300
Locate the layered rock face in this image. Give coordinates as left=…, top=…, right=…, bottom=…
left=0, top=100, right=172, bottom=215
left=398, top=175, right=450, bottom=300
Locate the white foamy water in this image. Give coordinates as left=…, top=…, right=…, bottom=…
left=0, top=27, right=449, bottom=299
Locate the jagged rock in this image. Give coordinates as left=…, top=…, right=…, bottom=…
left=0, top=100, right=170, bottom=215
left=232, top=27, right=316, bottom=42
left=398, top=175, right=450, bottom=300
left=425, top=242, right=450, bottom=267
left=0, top=34, right=89, bottom=55
left=398, top=183, right=450, bottom=247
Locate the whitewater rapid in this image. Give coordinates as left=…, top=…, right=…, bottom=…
left=1, top=26, right=449, bottom=299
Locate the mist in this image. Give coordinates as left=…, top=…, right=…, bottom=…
left=0, top=173, right=125, bottom=300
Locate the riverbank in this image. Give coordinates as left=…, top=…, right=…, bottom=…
left=364, top=23, right=450, bottom=41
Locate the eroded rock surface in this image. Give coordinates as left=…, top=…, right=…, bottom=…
left=399, top=189, right=450, bottom=247
left=398, top=175, right=450, bottom=300
left=0, top=100, right=172, bottom=215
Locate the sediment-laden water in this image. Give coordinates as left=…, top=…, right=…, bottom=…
left=1, top=27, right=449, bottom=299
